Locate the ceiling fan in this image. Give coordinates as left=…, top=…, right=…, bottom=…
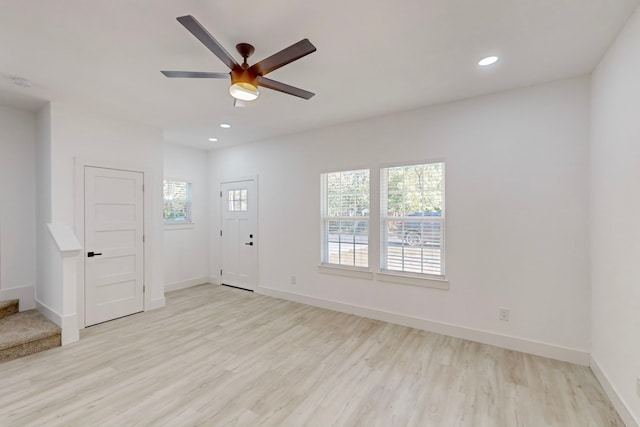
left=161, top=15, right=317, bottom=103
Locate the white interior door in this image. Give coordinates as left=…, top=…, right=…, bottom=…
left=220, top=179, right=257, bottom=291
left=85, top=166, right=144, bottom=326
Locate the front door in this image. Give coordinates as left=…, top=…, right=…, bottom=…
left=85, top=166, right=144, bottom=326
left=220, top=179, right=257, bottom=291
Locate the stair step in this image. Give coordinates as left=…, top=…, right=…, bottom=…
left=0, top=299, right=19, bottom=320
left=0, top=310, right=61, bottom=363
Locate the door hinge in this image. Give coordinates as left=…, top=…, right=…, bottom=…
left=142, top=184, right=145, bottom=192
left=143, top=285, right=146, bottom=292
left=220, top=230, right=222, bottom=237
left=220, top=269, right=223, bottom=276
left=220, top=191, right=222, bottom=197
left=142, top=234, right=145, bottom=243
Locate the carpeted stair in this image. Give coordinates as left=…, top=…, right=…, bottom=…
left=0, top=299, right=61, bottom=363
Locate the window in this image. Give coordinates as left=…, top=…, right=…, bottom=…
left=163, top=180, right=192, bottom=223
left=321, top=169, right=370, bottom=268
left=227, top=189, right=247, bottom=212
left=381, top=162, right=445, bottom=277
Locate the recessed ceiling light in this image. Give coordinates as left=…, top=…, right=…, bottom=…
left=478, top=56, right=499, bottom=66
left=220, top=123, right=231, bottom=129
left=12, top=77, right=32, bottom=88
left=209, top=137, right=218, bottom=142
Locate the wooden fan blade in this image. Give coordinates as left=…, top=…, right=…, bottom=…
left=257, top=76, right=315, bottom=100
left=161, top=71, right=229, bottom=78
left=249, top=39, right=316, bottom=76
left=176, top=15, right=239, bottom=70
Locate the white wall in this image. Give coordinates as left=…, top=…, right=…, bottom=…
left=209, top=76, right=591, bottom=363
left=163, top=143, right=210, bottom=290
left=41, top=102, right=165, bottom=325
left=35, top=104, right=62, bottom=315
left=0, top=105, right=37, bottom=308
left=591, top=5, right=640, bottom=426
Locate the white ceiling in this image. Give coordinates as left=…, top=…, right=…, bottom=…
left=0, top=0, right=638, bottom=150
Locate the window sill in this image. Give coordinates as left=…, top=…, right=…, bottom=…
left=164, top=222, right=195, bottom=230
left=318, top=264, right=374, bottom=280
left=376, top=271, right=449, bottom=290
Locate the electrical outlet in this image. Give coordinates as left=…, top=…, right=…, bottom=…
left=499, top=308, right=510, bottom=322
left=291, top=276, right=296, bottom=285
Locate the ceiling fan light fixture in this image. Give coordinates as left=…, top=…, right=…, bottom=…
left=162, top=16, right=316, bottom=101
left=230, top=68, right=259, bottom=101
left=229, top=82, right=259, bottom=101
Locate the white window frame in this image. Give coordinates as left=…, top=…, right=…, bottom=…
left=320, top=169, right=371, bottom=270
left=380, top=161, right=446, bottom=281
left=163, top=179, right=193, bottom=226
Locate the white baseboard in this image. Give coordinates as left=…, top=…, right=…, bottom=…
left=165, top=276, right=211, bottom=292
left=35, top=299, right=61, bottom=327
left=257, top=286, right=590, bottom=366
left=147, top=297, right=166, bottom=311
left=208, top=275, right=220, bottom=285
left=61, top=314, right=79, bottom=345
left=0, top=286, right=35, bottom=310
left=35, top=299, right=79, bottom=346
left=591, top=355, right=639, bottom=427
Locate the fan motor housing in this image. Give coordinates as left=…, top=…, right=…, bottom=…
left=231, top=68, right=259, bottom=89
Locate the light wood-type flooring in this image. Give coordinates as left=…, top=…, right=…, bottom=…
left=0, top=284, right=623, bottom=426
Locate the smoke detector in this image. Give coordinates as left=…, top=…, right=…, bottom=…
left=12, top=77, right=33, bottom=88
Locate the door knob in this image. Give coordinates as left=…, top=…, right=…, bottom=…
left=245, top=242, right=253, bottom=246
left=87, top=251, right=103, bottom=257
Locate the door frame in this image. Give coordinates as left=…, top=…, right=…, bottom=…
left=74, top=157, right=152, bottom=329
left=219, top=175, right=259, bottom=290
